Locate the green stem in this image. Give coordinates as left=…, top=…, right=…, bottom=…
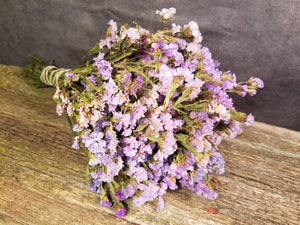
left=23, top=55, right=53, bottom=88
left=108, top=182, right=120, bottom=204
left=65, top=114, right=77, bottom=137
left=161, top=20, right=165, bottom=29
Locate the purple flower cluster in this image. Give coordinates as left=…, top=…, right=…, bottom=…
left=54, top=8, right=263, bottom=218
left=93, top=53, right=113, bottom=80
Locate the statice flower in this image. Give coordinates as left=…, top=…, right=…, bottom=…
left=99, top=20, right=120, bottom=49
left=245, top=113, right=255, bottom=126
left=49, top=7, right=263, bottom=218
left=65, top=72, right=76, bottom=79
left=100, top=200, right=112, bottom=207
left=156, top=7, right=176, bottom=21
left=56, top=103, right=64, bottom=116
left=122, top=28, right=140, bottom=43
left=156, top=196, right=165, bottom=211
left=208, top=151, right=225, bottom=175
left=171, top=23, right=182, bottom=34
left=93, top=53, right=113, bottom=79
left=87, top=75, right=97, bottom=86
left=116, top=206, right=126, bottom=218
left=132, top=100, right=147, bottom=120
left=71, top=136, right=80, bottom=150
left=251, top=77, right=264, bottom=88
left=184, top=21, right=203, bottom=43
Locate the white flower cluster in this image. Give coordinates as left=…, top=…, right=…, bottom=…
left=156, top=7, right=176, bottom=20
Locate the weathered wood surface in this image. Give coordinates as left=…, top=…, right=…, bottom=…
left=0, top=65, right=299, bottom=225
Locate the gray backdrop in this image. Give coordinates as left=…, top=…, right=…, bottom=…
left=1, top=0, right=299, bottom=131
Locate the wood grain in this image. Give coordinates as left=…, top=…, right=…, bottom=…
left=0, top=65, right=299, bottom=225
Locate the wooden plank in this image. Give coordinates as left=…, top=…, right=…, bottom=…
left=0, top=65, right=299, bottom=225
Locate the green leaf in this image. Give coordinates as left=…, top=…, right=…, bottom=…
left=182, top=114, right=192, bottom=127
left=109, top=122, right=117, bottom=142
left=124, top=64, right=150, bottom=83
left=135, top=122, right=148, bottom=132
left=173, top=87, right=194, bottom=106
left=172, top=106, right=187, bottom=114
left=86, top=164, right=91, bottom=177
left=81, top=43, right=100, bottom=63
left=181, top=102, right=208, bottom=111
left=110, top=117, right=121, bottom=123
left=146, top=116, right=159, bottom=137
left=174, top=133, right=198, bottom=154
left=145, top=127, right=159, bottom=142
left=230, top=110, right=247, bottom=122
left=79, top=93, right=91, bottom=104
left=141, top=162, right=152, bottom=172
left=194, top=72, right=211, bottom=81
left=162, top=76, right=183, bottom=111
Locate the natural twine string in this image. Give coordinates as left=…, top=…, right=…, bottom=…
left=40, top=66, right=71, bottom=87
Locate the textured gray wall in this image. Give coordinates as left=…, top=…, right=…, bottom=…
left=1, top=0, right=299, bottom=130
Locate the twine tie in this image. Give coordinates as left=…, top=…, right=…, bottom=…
left=40, top=66, right=71, bottom=87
